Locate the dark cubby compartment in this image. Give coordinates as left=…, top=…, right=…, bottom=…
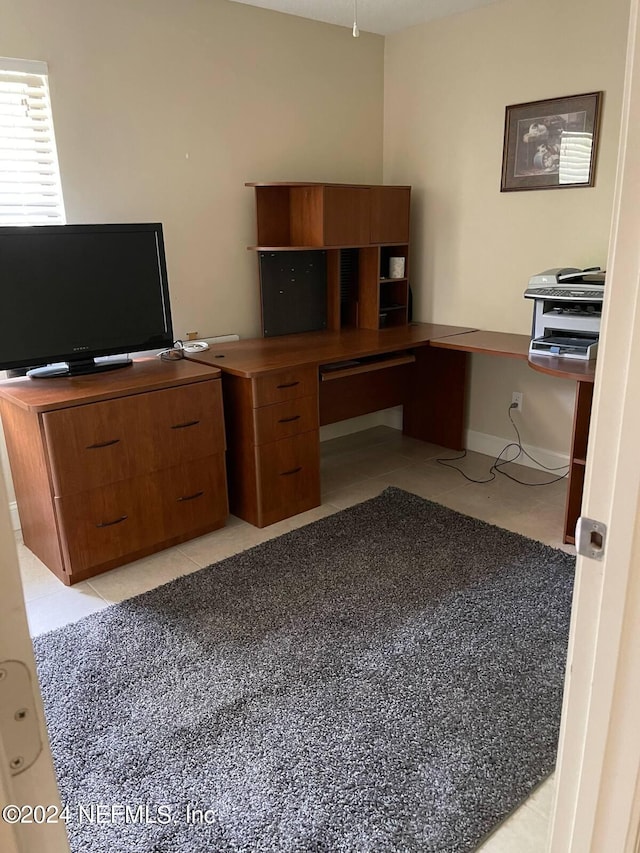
left=259, top=250, right=327, bottom=337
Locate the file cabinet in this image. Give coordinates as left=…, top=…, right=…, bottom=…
left=0, top=359, right=228, bottom=584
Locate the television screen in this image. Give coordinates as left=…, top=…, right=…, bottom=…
left=0, top=223, right=174, bottom=377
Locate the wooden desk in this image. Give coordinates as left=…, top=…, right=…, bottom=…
left=195, top=325, right=474, bottom=376
left=188, top=323, right=475, bottom=526
left=189, top=325, right=594, bottom=543
left=429, top=330, right=530, bottom=360
left=430, top=330, right=596, bottom=543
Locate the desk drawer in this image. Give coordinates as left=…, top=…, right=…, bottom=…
left=55, top=456, right=227, bottom=574
left=252, top=367, right=316, bottom=407
left=255, top=432, right=320, bottom=527
left=145, top=380, right=225, bottom=467
left=153, top=454, right=228, bottom=541
left=252, top=395, right=318, bottom=445
left=56, top=480, right=146, bottom=573
left=44, top=379, right=224, bottom=496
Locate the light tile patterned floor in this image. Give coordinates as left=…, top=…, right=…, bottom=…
left=18, top=425, right=571, bottom=851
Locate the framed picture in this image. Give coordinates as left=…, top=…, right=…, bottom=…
left=500, top=91, right=603, bottom=192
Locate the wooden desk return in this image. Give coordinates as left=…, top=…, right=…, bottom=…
left=429, top=330, right=595, bottom=544
left=190, top=325, right=593, bottom=544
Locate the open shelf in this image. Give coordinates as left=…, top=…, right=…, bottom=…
left=247, top=183, right=412, bottom=335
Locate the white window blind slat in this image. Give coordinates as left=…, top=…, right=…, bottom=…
left=0, top=104, right=49, bottom=115
left=0, top=139, right=56, bottom=148
left=0, top=188, right=57, bottom=197
left=0, top=57, right=47, bottom=76
left=0, top=207, right=62, bottom=214
left=0, top=57, right=65, bottom=225
left=0, top=100, right=47, bottom=113
left=0, top=132, right=53, bottom=143
left=0, top=210, right=64, bottom=222
left=0, top=83, right=47, bottom=96
left=0, top=174, right=57, bottom=184
left=0, top=156, right=56, bottom=166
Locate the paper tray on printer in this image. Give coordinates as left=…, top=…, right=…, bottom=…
left=530, top=333, right=599, bottom=360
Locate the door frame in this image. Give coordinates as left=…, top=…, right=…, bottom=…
left=550, top=0, right=640, bottom=848
left=0, top=470, right=69, bottom=851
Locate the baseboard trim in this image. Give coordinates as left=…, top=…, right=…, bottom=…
left=319, top=409, right=401, bottom=442
left=9, top=500, right=20, bottom=532
left=319, top=411, right=570, bottom=474
left=465, top=429, right=570, bottom=472
left=382, top=407, right=403, bottom=430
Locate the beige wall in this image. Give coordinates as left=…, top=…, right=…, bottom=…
left=0, top=0, right=631, bottom=506
left=0, top=0, right=384, bottom=506
left=383, top=0, right=630, bottom=456
left=1, top=0, right=384, bottom=341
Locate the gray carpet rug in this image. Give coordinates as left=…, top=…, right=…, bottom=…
left=33, top=487, right=574, bottom=853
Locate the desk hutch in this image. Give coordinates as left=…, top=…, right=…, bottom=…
left=247, top=182, right=412, bottom=332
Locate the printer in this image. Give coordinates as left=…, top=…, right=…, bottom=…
left=524, top=267, right=605, bottom=360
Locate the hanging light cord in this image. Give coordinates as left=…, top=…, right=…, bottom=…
left=352, top=0, right=360, bottom=37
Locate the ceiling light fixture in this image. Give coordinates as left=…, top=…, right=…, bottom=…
left=352, top=0, right=360, bottom=37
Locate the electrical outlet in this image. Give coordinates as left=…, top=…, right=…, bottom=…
left=511, top=391, right=523, bottom=412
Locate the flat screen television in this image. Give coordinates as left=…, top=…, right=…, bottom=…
left=0, top=222, right=174, bottom=378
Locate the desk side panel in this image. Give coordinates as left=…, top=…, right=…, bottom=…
left=0, top=401, right=66, bottom=579
left=220, top=374, right=258, bottom=523
left=563, top=380, right=594, bottom=543
left=403, top=346, right=467, bottom=450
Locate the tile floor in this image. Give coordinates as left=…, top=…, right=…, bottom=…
left=17, top=425, right=573, bottom=852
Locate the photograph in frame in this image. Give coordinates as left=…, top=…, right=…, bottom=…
left=500, top=92, right=603, bottom=192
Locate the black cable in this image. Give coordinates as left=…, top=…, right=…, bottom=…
left=502, top=405, right=570, bottom=472
left=436, top=450, right=496, bottom=483
left=436, top=403, right=569, bottom=487
left=159, top=340, right=185, bottom=361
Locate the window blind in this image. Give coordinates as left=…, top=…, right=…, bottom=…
left=0, top=57, right=65, bottom=224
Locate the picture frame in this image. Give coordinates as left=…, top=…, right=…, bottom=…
left=500, top=91, right=603, bottom=192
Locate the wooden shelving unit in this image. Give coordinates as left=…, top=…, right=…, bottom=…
left=246, top=182, right=411, bottom=334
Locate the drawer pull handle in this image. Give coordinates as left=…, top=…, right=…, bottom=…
left=280, top=466, right=302, bottom=477
left=171, top=419, right=200, bottom=430
left=276, top=381, right=300, bottom=389
left=278, top=415, right=301, bottom=424
left=86, top=439, right=120, bottom=449
left=177, top=490, right=204, bottom=502
left=96, top=515, right=128, bottom=528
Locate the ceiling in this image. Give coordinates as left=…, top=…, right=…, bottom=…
left=228, top=0, right=500, bottom=36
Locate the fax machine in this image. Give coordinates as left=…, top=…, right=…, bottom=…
left=524, top=267, right=604, bottom=360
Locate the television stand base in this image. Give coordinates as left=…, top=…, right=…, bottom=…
left=27, top=357, right=133, bottom=379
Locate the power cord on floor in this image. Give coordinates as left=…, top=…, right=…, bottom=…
left=436, top=403, right=569, bottom=486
